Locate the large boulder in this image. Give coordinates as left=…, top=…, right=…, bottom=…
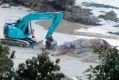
left=59, top=38, right=110, bottom=54
left=71, top=38, right=110, bottom=54
left=64, top=6, right=100, bottom=25
left=99, top=11, right=119, bottom=22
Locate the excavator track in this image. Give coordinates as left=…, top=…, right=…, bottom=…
left=0, top=38, right=30, bottom=47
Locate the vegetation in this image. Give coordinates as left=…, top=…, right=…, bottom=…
left=0, top=42, right=15, bottom=80
left=85, top=47, right=119, bottom=80
left=15, top=50, right=65, bottom=80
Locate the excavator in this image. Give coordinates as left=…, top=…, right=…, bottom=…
left=1, top=11, right=63, bottom=47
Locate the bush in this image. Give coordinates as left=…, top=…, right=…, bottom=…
left=0, top=42, right=15, bottom=80
left=16, top=50, right=65, bottom=80
left=85, top=47, right=119, bottom=80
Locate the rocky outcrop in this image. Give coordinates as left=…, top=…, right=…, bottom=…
left=99, top=11, right=119, bottom=22
left=64, top=6, right=100, bottom=25
left=2, top=0, right=101, bottom=25
left=59, top=38, right=110, bottom=54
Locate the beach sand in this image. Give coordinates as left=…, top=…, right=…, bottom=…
left=36, top=20, right=119, bottom=39
left=36, top=20, right=87, bottom=34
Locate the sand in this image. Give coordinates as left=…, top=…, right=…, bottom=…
left=36, top=20, right=87, bottom=34
left=36, top=20, right=119, bottom=39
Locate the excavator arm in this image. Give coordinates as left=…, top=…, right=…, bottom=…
left=16, top=11, right=63, bottom=39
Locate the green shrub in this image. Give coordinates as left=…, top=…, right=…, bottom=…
left=85, top=47, right=119, bottom=80
left=16, top=50, right=64, bottom=80
left=0, top=42, right=15, bottom=80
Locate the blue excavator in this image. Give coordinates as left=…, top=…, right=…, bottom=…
left=1, top=12, right=63, bottom=47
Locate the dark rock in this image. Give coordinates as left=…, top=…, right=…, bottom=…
left=54, top=0, right=75, bottom=10
left=99, top=11, right=119, bottom=22
left=108, top=31, right=119, bottom=35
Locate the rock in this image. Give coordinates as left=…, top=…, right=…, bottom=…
left=99, top=11, right=119, bottom=22
left=71, top=38, right=110, bottom=54
left=108, top=31, right=119, bottom=35
left=76, top=15, right=100, bottom=25
left=54, top=0, right=75, bottom=10
left=64, top=7, right=100, bottom=25
left=63, top=5, right=100, bottom=25
left=70, top=5, right=92, bottom=16
left=58, top=38, right=110, bottom=54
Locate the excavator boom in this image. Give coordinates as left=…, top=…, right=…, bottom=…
left=18, top=12, right=63, bottom=39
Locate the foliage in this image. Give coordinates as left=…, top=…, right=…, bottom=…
left=16, top=50, right=65, bottom=80
left=0, top=42, right=15, bottom=80
left=85, top=47, right=119, bottom=80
